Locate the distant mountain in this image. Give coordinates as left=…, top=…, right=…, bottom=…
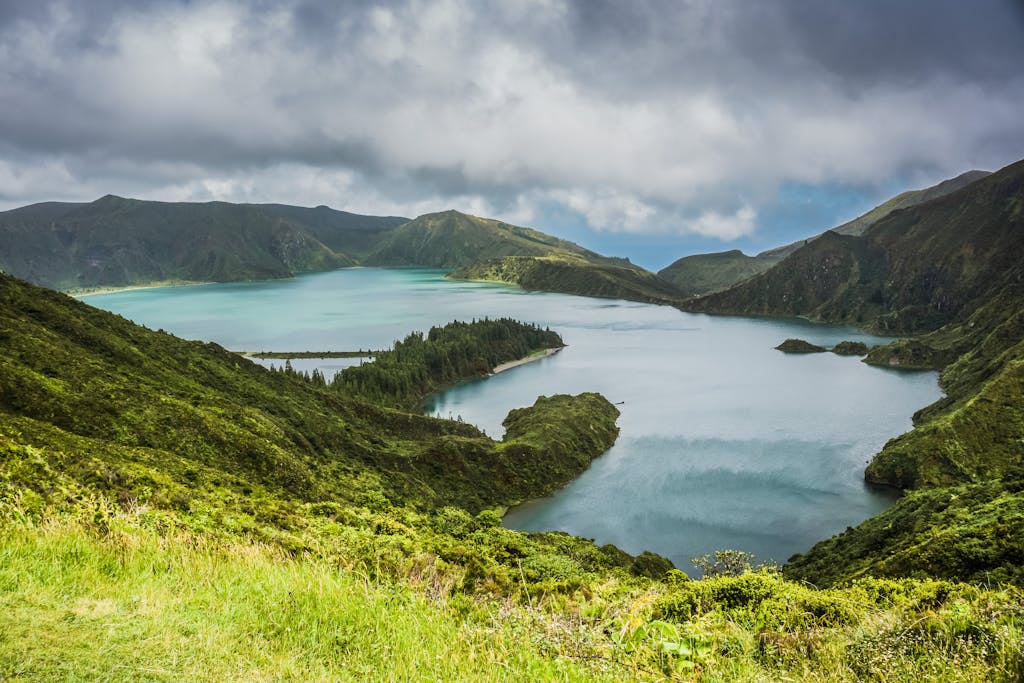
left=255, top=203, right=408, bottom=257
left=685, top=162, right=1022, bottom=334
left=363, top=209, right=619, bottom=269
left=360, top=209, right=684, bottom=303
left=450, top=254, right=685, bottom=304
left=658, top=170, right=991, bottom=296
left=0, top=195, right=409, bottom=291
left=656, top=249, right=772, bottom=298
left=0, top=200, right=676, bottom=303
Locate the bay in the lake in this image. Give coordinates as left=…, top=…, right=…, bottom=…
left=84, top=268, right=941, bottom=572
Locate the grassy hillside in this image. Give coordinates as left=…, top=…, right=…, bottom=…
left=0, top=273, right=623, bottom=514
left=3, top=271, right=1024, bottom=680
left=450, top=254, right=685, bottom=304
left=658, top=170, right=989, bottom=296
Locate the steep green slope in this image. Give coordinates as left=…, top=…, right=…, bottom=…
left=658, top=169, right=989, bottom=296
left=0, top=196, right=406, bottom=290
left=830, top=170, right=991, bottom=238
left=450, top=254, right=685, bottom=304
left=787, top=477, right=1024, bottom=587
left=363, top=209, right=628, bottom=269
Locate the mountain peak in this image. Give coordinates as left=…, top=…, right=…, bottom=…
left=94, top=194, right=129, bottom=204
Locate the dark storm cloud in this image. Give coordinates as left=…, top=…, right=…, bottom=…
left=545, top=0, right=1024, bottom=96
left=0, top=0, right=1021, bottom=237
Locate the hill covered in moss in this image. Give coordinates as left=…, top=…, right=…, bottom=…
left=0, top=273, right=621, bottom=515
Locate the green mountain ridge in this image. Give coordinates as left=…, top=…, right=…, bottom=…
left=658, top=170, right=991, bottom=296
left=0, top=199, right=673, bottom=304
left=685, top=161, right=1023, bottom=334
left=0, top=195, right=412, bottom=291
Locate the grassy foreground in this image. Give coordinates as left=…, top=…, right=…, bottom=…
left=2, top=502, right=1023, bottom=682
left=1, top=513, right=623, bottom=682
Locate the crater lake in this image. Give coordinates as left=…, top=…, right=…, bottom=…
left=83, top=268, right=942, bottom=573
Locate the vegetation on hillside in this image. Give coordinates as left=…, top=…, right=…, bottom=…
left=450, top=254, right=685, bottom=305
left=0, top=272, right=619, bottom=515
left=0, top=199, right=685, bottom=306
left=2, top=500, right=1022, bottom=682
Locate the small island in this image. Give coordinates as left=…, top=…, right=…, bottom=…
left=831, top=340, right=870, bottom=356
left=775, top=338, right=827, bottom=353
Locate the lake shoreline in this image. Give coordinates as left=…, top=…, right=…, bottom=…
left=69, top=280, right=213, bottom=298
left=86, top=267, right=941, bottom=569
left=491, top=346, right=563, bottom=374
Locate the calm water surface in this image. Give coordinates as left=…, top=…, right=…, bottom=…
left=84, top=268, right=941, bottom=572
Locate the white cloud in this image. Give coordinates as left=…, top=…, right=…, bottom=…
left=683, top=206, right=757, bottom=240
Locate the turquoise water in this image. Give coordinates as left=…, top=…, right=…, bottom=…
left=84, top=268, right=942, bottom=572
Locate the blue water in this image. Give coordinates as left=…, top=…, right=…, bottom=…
left=84, top=268, right=941, bottom=573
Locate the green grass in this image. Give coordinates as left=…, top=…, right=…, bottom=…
left=2, top=506, right=1022, bottom=682
left=0, top=514, right=629, bottom=682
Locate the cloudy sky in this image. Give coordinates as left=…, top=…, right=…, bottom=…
left=1, top=0, right=1023, bottom=268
